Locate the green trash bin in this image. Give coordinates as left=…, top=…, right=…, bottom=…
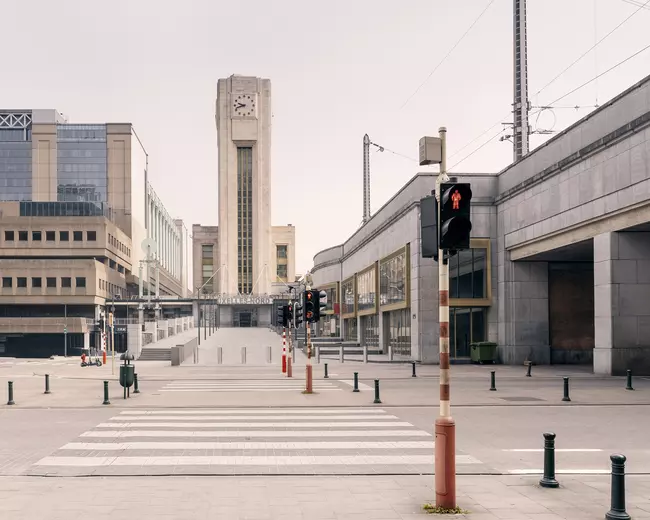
left=119, top=365, right=134, bottom=388
left=470, top=342, right=498, bottom=364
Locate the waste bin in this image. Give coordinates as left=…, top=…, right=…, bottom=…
left=119, top=364, right=134, bottom=388
left=470, top=342, right=498, bottom=364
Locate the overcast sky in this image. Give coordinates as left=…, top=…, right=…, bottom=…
left=3, top=0, right=649, bottom=274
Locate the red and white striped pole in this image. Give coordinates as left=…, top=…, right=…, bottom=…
left=282, top=327, right=287, bottom=373
left=286, top=326, right=293, bottom=378
left=434, top=126, right=456, bottom=509
left=305, top=286, right=313, bottom=393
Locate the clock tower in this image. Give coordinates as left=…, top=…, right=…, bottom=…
left=216, top=75, right=272, bottom=297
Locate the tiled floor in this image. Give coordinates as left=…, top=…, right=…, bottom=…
left=26, top=407, right=482, bottom=476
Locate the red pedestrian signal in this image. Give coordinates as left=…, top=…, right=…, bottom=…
left=451, top=190, right=461, bottom=210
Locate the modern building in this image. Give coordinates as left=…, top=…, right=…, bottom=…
left=311, top=73, right=650, bottom=375
left=192, top=75, right=296, bottom=327
left=0, top=109, right=190, bottom=357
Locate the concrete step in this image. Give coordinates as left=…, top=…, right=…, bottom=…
left=138, top=348, right=171, bottom=361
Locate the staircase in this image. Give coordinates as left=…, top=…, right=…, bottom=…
left=138, top=348, right=171, bottom=361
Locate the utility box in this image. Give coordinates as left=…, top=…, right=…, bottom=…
left=470, top=342, right=498, bottom=364
left=419, top=136, right=442, bottom=166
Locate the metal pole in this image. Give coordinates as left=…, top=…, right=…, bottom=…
left=435, top=126, right=456, bottom=509
left=606, top=454, right=631, bottom=520
left=63, top=303, right=67, bottom=358
left=539, top=432, right=559, bottom=488
left=305, top=286, right=313, bottom=394
left=111, top=299, right=115, bottom=376
left=197, top=289, right=201, bottom=346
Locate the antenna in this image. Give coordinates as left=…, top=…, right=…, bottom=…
left=361, top=134, right=385, bottom=225
left=513, top=0, right=530, bottom=161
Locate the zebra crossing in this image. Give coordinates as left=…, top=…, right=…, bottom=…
left=158, top=379, right=344, bottom=392
left=28, top=407, right=483, bottom=476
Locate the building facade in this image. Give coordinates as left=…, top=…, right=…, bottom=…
left=311, top=73, right=650, bottom=375
left=192, top=75, right=296, bottom=327
left=0, top=109, right=189, bottom=357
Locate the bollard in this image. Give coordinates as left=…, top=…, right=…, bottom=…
left=526, top=362, right=532, bottom=377
left=363, top=345, right=368, bottom=364
left=625, top=370, right=634, bottom=391
left=605, top=454, right=631, bottom=520
left=44, top=374, right=51, bottom=395
left=102, top=381, right=110, bottom=405
left=412, top=362, right=417, bottom=378
left=241, top=346, right=247, bottom=364
left=217, top=347, right=223, bottom=365
left=324, top=363, right=329, bottom=379
left=373, top=379, right=382, bottom=404
left=7, top=381, right=15, bottom=406
left=316, top=345, right=320, bottom=364
left=353, top=372, right=359, bottom=393
left=339, top=345, right=344, bottom=363
left=539, top=432, right=559, bottom=488
left=490, top=371, right=497, bottom=391
left=562, top=376, right=571, bottom=402
left=267, top=346, right=272, bottom=364
left=134, top=373, right=140, bottom=394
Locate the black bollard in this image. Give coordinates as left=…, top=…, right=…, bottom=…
left=102, top=380, right=110, bottom=405
left=539, top=432, right=559, bottom=488
left=625, top=370, right=634, bottom=391
left=7, top=381, right=15, bottom=406
left=324, top=363, right=329, bottom=379
left=526, top=363, right=532, bottom=377
left=373, top=379, right=381, bottom=404
left=353, top=372, right=359, bottom=393
left=605, top=454, right=631, bottom=520
left=562, top=377, right=571, bottom=402
left=44, top=374, right=51, bottom=395
left=134, top=373, right=140, bottom=394
left=412, top=362, right=417, bottom=378
left=490, top=371, right=497, bottom=391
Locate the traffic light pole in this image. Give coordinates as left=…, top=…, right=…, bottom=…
left=282, top=327, right=287, bottom=374
left=305, top=285, right=313, bottom=394
left=435, top=126, right=456, bottom=509
left=287, top=324, right=293, bottom=377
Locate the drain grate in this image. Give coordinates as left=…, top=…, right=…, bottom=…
left=499, top=396, right=545, bottom=402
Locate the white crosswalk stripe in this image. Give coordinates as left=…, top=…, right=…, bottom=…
left=159, top=379, right=343, bottom=392
left=29, top=407, right=484, bottom=476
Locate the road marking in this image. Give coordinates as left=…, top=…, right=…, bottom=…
left=35, top=454, right=481, bottom=467
left=61, top=441, right=435, bottom=450
left=339, top=380, right=373, bottom=391
left=503, top=449, right=604, bottom=452
left=81, top=429, right=432, bottom=438
left=508, top=469, right=610, bottom=475
left=95, top=421, right=415, bottom=428
left=108, top=415, right=400, bottom=421
left=159, top=388, right=343, bottom=392
left=118, top=409, right=387, bottom=415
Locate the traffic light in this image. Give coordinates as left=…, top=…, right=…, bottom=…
left=281, top=305, right=290, bottom=327
left=315, top=290, right=327, bottom=323
left=287, top=302, right=293, bottom=326
left=439, top=183, right=472, bottom=251
left=304, top=290, right=316, bottom=323
left=276, top=305, right=284, bottom=327
left=294, top=303, right=303, bottom=326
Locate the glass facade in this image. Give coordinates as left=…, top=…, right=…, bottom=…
left=201, top=244, right=214, bottom=293
left=357, top=266, right=377, bottom=313
left=361, top=314, right=379, bottom=348
left=341, top=277, right=355, bottom=316
left=317, top=314, right=340, bottom=338
left=57, top=125, right=107, bottom=203
left=237, top=147, right=253, bottom=294
left=387, top=308, right=411, bottom=357
left=449, top=307, right=487, bottom=358
left=20, top=201, right=113, bottom=219
left=450, top=247, right=487, bottom=299
left=276, top=245, right=288, bottom=282
left=323, top=284, right=337, bottom=313
left=344, top=317, right=357, bottom=342
left=0, top=115, right=32, bottom=202
left=380, top=248, right=408, bottom=307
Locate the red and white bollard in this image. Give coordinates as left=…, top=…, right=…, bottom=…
left=282, top=328, right=287, bottom=374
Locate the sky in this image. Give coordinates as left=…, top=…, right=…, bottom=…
left=2, top=0, right=650, bottom=275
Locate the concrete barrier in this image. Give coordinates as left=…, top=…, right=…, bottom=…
left=171, top=337, right=198, bottom=366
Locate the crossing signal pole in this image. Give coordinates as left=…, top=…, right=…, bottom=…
left=304, top=288, right=317, bottom=394
left=277, top=305, right=287, bottom=373
left=286, top=303, right=293, bottom=378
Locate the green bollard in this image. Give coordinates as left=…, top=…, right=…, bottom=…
left=373, top=379, right=381, bottom=404
left=7, top=381, right=15, bottom=406
left=625, top=370, right=633, bottom=391
left=412, top=362, right=417, bottom=378
left=102, top=381, right=110, bottom=405
left=562, top=377, right=571, bottom=402
left=539, top=432, right=559, bottom=488
left=526, top=363, right=532, bottom=377
left=134, top=373, right=140, bottom=394
left=44, top=374, right=51, bottom=395
left=606, top=454, right=631, bottom=520
left=490, top=371, right=497, bottom=391
left=324, top=363, right=329, bottom=379
left=353, top=372, right=359, bottom=393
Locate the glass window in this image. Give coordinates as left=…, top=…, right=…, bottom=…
left=380, top=248, right=408, bottom=307
left=449, top=307, right=487, bottom=359
left=2, top=277, right=12, bottom=288
left=450, top=247, right=487, bottom=299
left=361, top=314, right=379, bottom=348
left=61, top=277, right=72, bottom=288
left=277, top=245, right=287, bottom=259
left=323, top=285, right=337, bottom=313
left=201, top=244, right=213, bottom=259
left=73, top=230, right=83, bottom=241
left=237, top=147, right=253, bottom=294
left=60, top=231, right=69, bottom=241
left=46, top=231, right=55, bottom=241
left=4, top=230, right=14, bottom=241
left=388, top=308, right=412, bottom=357
left=0, top=138, right=32, bottom=202
left=46, top=277, right=56, bottom=288
left=342, top=278, right=355, bottom=315
left=344, top=318, right=357, bottom=342
left=17, top=277, right=27, bottom=288
left=87, top=230, right=96, bottom=241
left=357, top=267, right=377, bottom=312
left=18, top=230, right=28, bottom=241
left=32, top=277, right=42, bottom=288
left=277, top=264, right=288, bottom=280
left=75, top=277, right=86, bottom=288
left=32, top=231, right=41, bottom=241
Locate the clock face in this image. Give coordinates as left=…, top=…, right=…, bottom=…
left=232, top=93, right=256, bottom=117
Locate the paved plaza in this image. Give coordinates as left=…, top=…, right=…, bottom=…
left=1, top=328, right=650, bottom=518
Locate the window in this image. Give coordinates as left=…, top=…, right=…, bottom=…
left=449, top=248, right=487, bottom=299
left=73, top=231, right=83, bottom=242
left=32, top=231, right=42, bottom=241
left=2, top=277, right=12, bottom=288
left=277, top=245, right=288, bottom=259
left=17, top=277, right=27, bottom=288
left=4, top=231, right=14, bottom=241
left=61, top=277, right=72, bottom=288
left=342, top=277, right=356, bottom=316
left=46, top=231, right=55, bottom=241
left=388, top=308, right=412, bottom=357
left=357, top=266, right=377, bottom=313
left=277, top=264, right=288, bottom=280
left=76, top=277, right=86, bottom=288
left=449, top=307, right=486, bottom=359
left=380, top=247, right=408, bottom=308
left=237, top=146, right=253, bottom=294
left=60, top=231, right=69, bottom=241
left=32, top=277, right=42, bottom=288
left=87, top=230, right=97, bottom=241
left=202, top=244, right=213, bottom=259
left=46, top=277, right=56, bottom=288
left=18, top=231, right=28, bottom=241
